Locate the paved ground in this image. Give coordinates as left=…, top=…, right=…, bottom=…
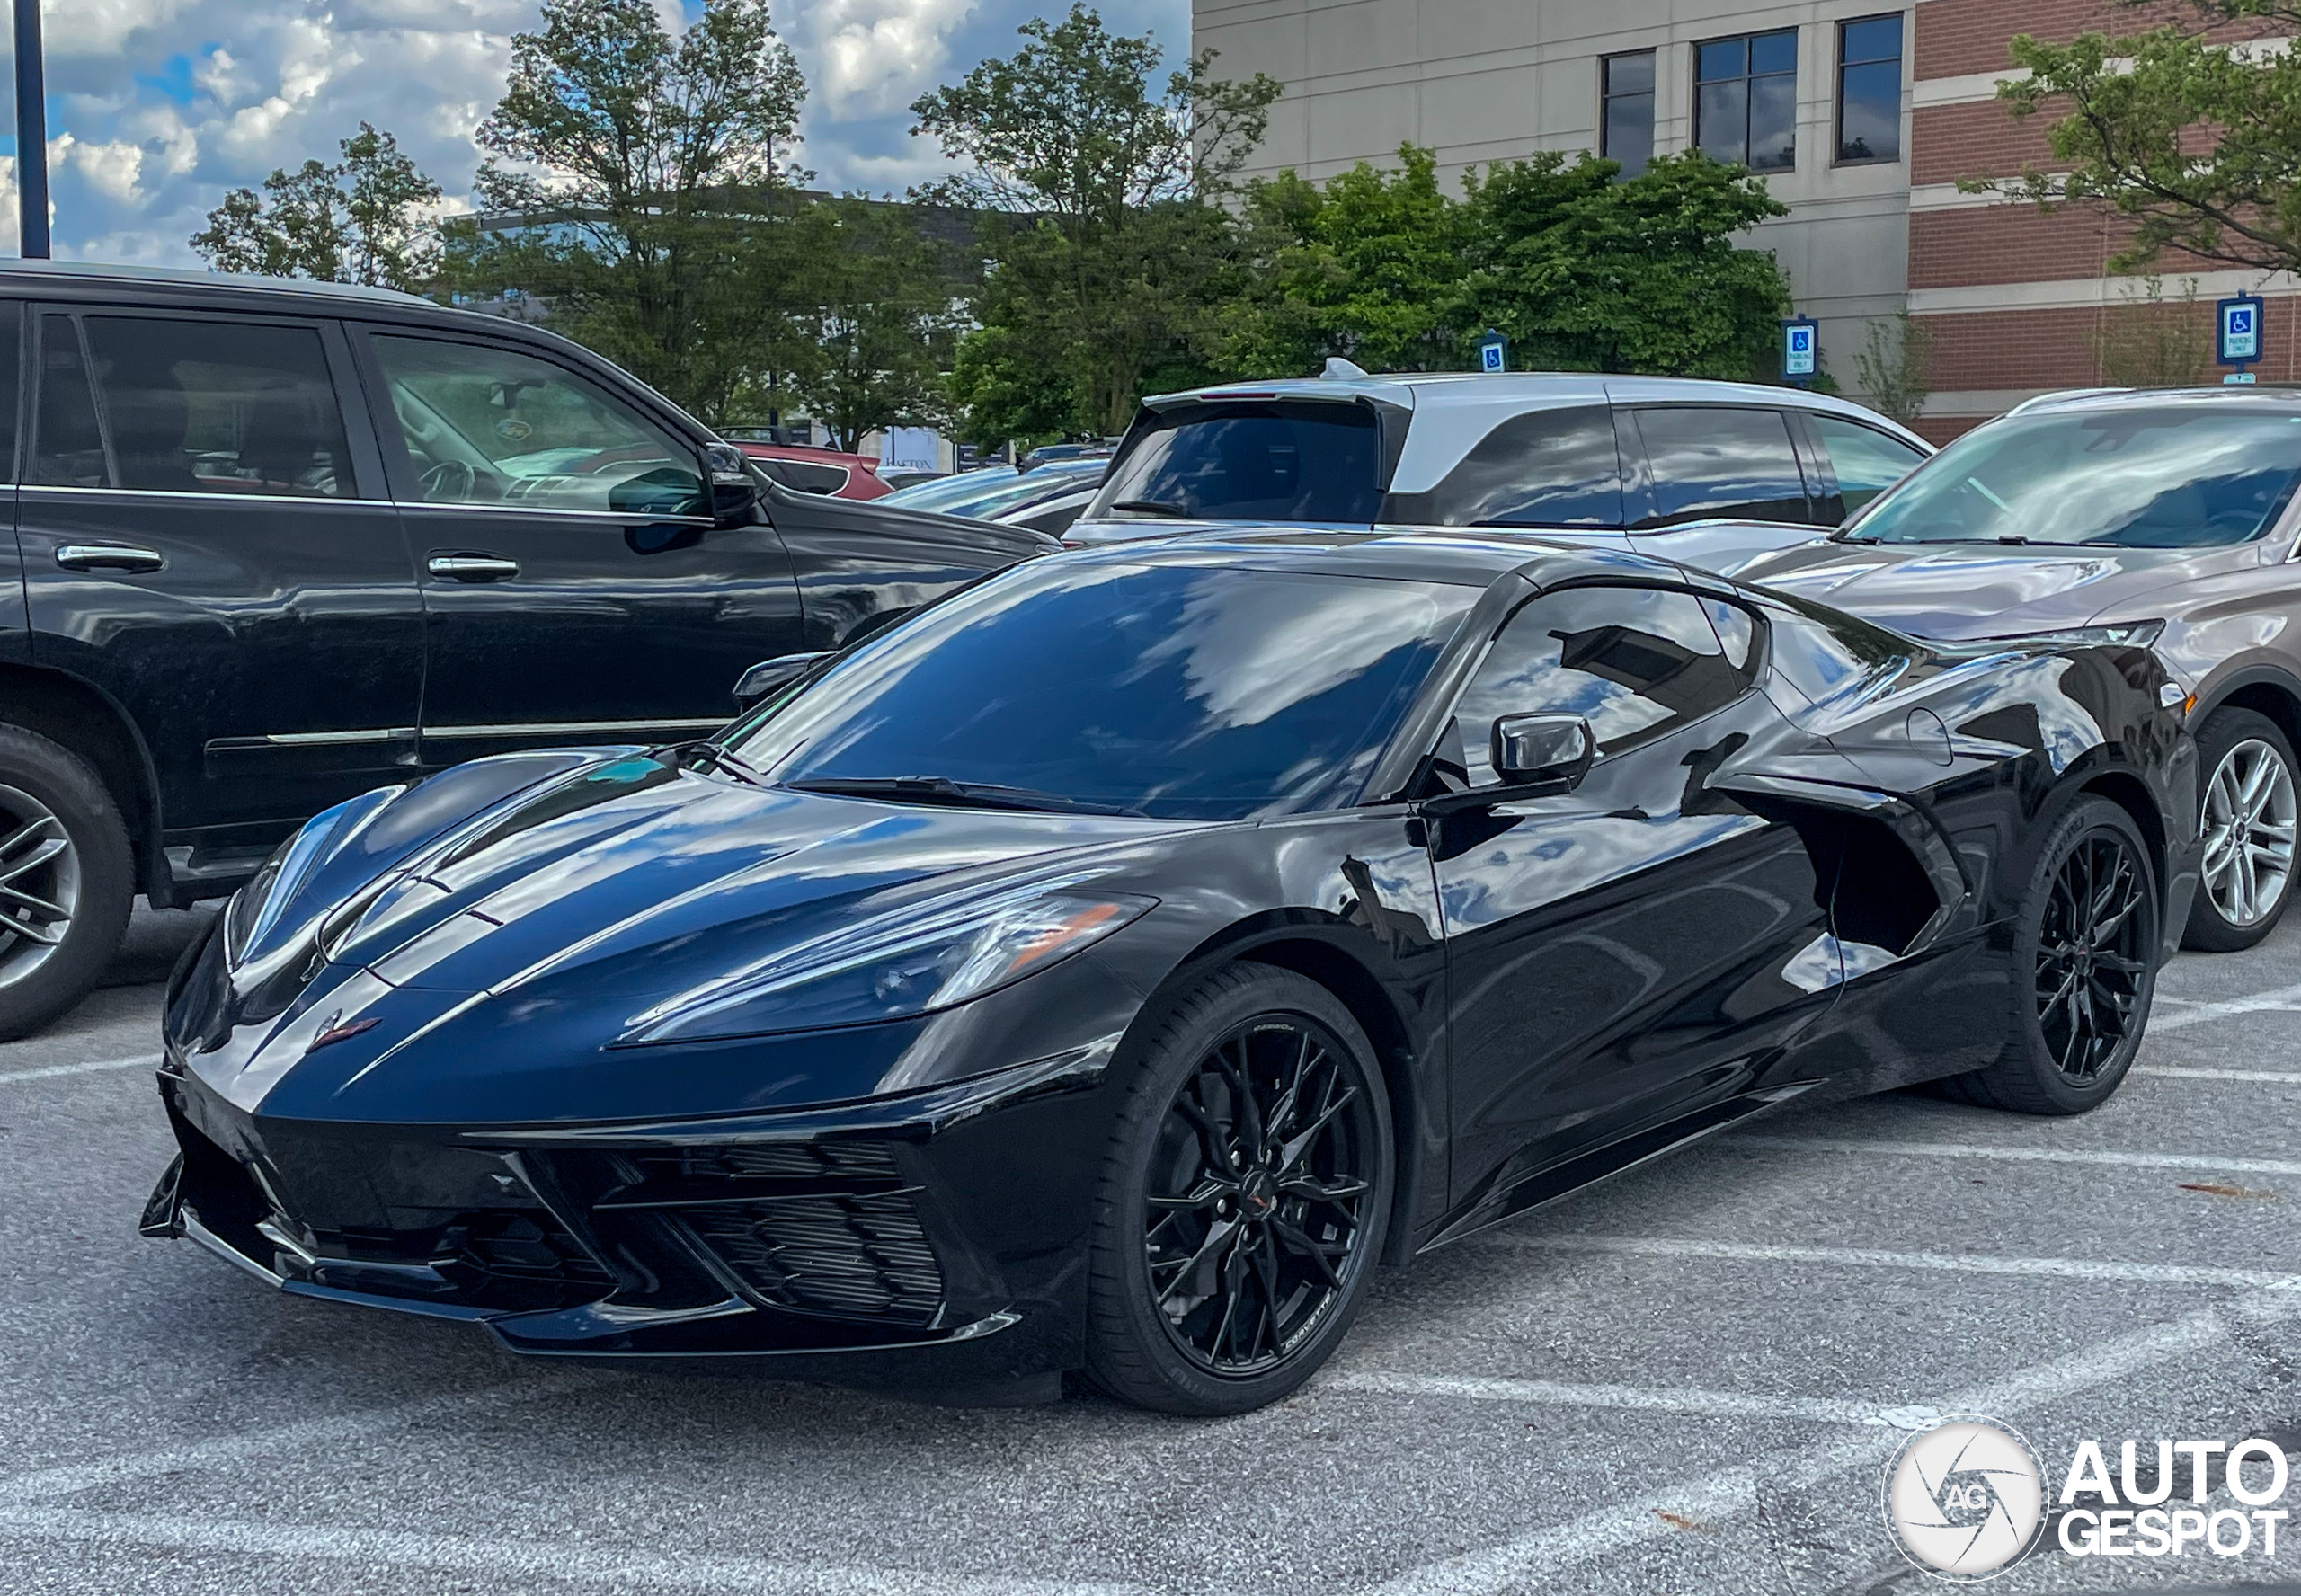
left=3, top=907, right=2299, bottom=1595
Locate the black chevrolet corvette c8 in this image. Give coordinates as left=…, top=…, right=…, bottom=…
left=147, top=530, right=2200, bottom=1414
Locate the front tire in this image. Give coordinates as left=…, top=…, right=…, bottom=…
left=2183, top=707, right=2298, bottom=952
left=0, top=724, right=132, bottom=1039
left=1941, top=796, right=2158, bottom=1115
left=1085, top=965, right=1394, bottom=1414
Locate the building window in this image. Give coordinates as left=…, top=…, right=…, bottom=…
left=1695, top=30, right=1797, bottom=172
left=1602, top=52, right=1656, bottom=179
left=1836, top=15, right=1904, bottom=163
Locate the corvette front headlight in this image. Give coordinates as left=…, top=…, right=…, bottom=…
left=621, top=882, right=1158, bottom=1045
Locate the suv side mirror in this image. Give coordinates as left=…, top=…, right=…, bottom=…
left=705, top=441, right=759, bottom=525
left=1492, top=713, right=1595, bottom=793
left=733, top=652, right=831, bottom=712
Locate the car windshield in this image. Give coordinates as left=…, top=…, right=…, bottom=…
left=884, top=463, right=1103, bottom=519
left=1091, top=401, right=1386, bottom=523
left=1851, top=409, right=2301, bottom=547
left=730, top=560, right=1479, bottom=820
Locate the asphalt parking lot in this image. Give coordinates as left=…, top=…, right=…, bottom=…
left=2, top=909, right=2297, bottom=1595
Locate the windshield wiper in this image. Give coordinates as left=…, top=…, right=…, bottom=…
left=652, top=739, right=770, bottom=786
left=1109, top=499, right=1191, bottom=518
left=784, top=776, right=1146, bottom=817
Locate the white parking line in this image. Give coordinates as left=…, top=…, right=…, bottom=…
left=0, top=1052, right=158, bottom=1087
left=1355, top=1288, right=2301, bottom=1594
left=1326, top=1370, right=1943, bottom=1429
left=0, top=1508, right=1155, bottom=1596
left=2154, top=980, right=2301, bottom=1030
left=0, top=1374, right=617, bottom=1503
left=2137, top=1064, right=2301, bottom=1083
left=1482, top=1232, right=2301, bottom=1291
left=1727, top=1134, right=2301, bottom=1177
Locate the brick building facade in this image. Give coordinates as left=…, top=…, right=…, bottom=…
left=1193, top=0, right=2290, bottom=439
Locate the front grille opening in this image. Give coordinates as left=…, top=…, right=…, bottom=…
left=679, top=1192, right=944, bottom=1326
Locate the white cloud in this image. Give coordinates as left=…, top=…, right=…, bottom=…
left=796, top=0, right=980, bottom=119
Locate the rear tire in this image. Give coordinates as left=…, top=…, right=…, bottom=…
left=0, top=724, right=132, bottom=1040
left=1938, top=796, right=2157, bottom=1115
left=2182, top=707, right=2297, bottom=952
left=1084, top=965, right=1393, bottom=1415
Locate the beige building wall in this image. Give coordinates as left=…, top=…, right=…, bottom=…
left=1196, top=0, right=1917, bottom=401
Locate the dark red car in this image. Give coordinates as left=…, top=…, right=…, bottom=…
left=736, top=442, right=893, bottom=501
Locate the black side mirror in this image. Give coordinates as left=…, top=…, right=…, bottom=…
left=733, top=652, right=832, bottom=713
left=705, top=441, right=759, bottom=525
left=1492, top=713, right=1595, bottom=793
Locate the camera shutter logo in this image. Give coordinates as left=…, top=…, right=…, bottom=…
left=1882, top=1416, right=2047, bottom=1579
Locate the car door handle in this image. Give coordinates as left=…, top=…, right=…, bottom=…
left=55, top=544, right=164, bottom=574
left=427, top=554, right=520, bottom=582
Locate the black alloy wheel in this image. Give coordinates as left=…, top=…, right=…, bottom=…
left=1087, top=965, right=1393, bottom=1414
left=1941, top=795, right=2158, bottom=1115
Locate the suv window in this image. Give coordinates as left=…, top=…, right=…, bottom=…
left=1632, top=406, right=1809, bottom=527
left=1812, top=416, right=1925, bottom=514
left=1093, top=401, right=1383, bottom=524
left=34, top=314, right=354, bottom=497
left=1448, top=584, right=1749, bottom=785
left=756, top=458, right=850, bottom=495
left=1411, top=404, right=1625, bottom=528
left=372, top=335, right=705, bottom=516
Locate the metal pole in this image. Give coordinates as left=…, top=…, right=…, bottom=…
left=13, top=0, right=47, bottom=259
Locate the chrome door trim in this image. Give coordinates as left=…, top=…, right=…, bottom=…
left=422, top=717, right=727, bottom=740
left=21, top=483, right=397, bottom=510
left=404, top=500, right=715, bottom=526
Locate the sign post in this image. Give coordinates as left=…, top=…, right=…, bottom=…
left=2219, top=294, right=2265, bottom=384
left=1780, top=316, right=1817, bottom=386
left=1477, top=329, right=1507, bottom=375
left=13, top=0, right=48, bottom=259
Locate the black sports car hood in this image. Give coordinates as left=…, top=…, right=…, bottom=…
left=192, top=749, right=1189, bottom=1123
left=1735, top=539, right=2259, bottom=639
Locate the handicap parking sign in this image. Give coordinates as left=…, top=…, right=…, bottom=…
left=2219, top=295, right=2265, bottom=365
left=1781, top=317, right=1817, bottom=380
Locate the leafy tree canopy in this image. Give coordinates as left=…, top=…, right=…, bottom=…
left=191, top=123, right=442, bottom=292
left=1986, top=1, right=2301, bottom=273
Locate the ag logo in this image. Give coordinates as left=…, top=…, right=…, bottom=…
left=1882, top=1416, right=2047, bottom=1580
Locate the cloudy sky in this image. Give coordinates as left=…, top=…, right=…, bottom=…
left=5, top=0, right=1187, bottom=263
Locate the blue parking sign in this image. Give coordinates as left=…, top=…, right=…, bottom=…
left=1781, top=316, right=1817, bottom=381
left=1477, top=329, right=1507, bottom=374
left=2219, top=295, right=2265, bottom=366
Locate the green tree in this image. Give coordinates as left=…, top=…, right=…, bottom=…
left=1985, top=7, right=2301, bottom=273
left=191, top=123, right=442, bottom=291
left=780, top=199, right=964, bottom=450
left=1223, top=145, right=1474, bottom=374
left=912, top=4, right=1281, bottom=439
left=1461, top=150, right=1792, bottom=378
left=445, top=0, right=809, bottom=423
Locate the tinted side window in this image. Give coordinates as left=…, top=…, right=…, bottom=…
left=372, top=335, right=705, bottom=516
left=1094, top=402, right=1382, bottom=524
left=758, top=458, right=850, bottom=494
left=1450, top=585, right=1748, bottom=783
left=1633, top=407, right=1809, bottom=527
left=31, top=315, right=108, bottom=489
left=0, top=305, right=20, bottom=482
left=78, top=316, right=354, bottom=498
left=1414, top=405, right=1625, bottom=528
left=1812, top=415, right=1925, bottom=514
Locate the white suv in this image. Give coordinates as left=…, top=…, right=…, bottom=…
left=1064, top=369, right=1930, bottom=573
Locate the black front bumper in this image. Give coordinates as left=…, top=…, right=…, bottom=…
left=145, top=1044, right=1114, bottom=1386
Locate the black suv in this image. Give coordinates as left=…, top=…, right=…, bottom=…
left=0, top=262, right=1049, bottom=1035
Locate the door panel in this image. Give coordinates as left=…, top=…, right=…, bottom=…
left=1425, top=583, right=1841, bottom=1218
left=17, top=307, right=422, bottom=847
left=353, top=329, right=805, bottom=763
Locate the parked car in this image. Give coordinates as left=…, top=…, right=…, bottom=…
left=734, top=441, right=893, bottom=501
left=1736, top=386, right=2301, bottom=953
left=0, top=260, right=1053, bottom=1037
left=1062, top=371, right=1931, bottom=570
left=148, top=528, right=2193, bottom=1413
left=882, top=457, right=1110, bottom=526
